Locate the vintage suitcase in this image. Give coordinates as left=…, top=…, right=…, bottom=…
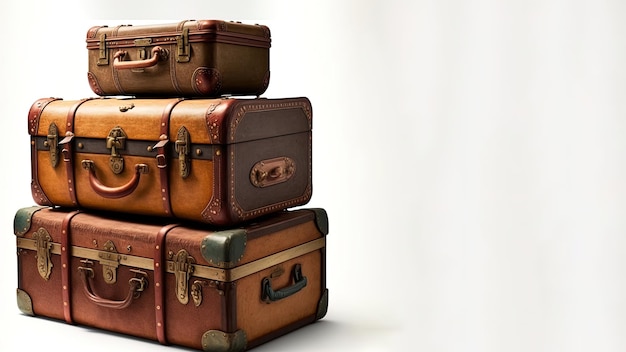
left=29, top=96, right=312, bottom=226
left=86, top=20, right=271, bottom=97
left=15, top=206, right=328, bottom=351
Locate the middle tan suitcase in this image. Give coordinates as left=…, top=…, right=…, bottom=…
left=28, top=96, right=312, bottom=226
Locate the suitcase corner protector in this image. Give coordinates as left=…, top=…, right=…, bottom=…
left=316, top=288, right=329, bottom=321
left=16, top=288, right=34, bottom=316
left=14, top=206, right=46, bottom=237
left=201, top=329, right=247, bottom=352
left=201, top=229, right=247, bottom=268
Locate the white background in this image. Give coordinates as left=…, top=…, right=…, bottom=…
left=1, top=0, right=626, bottom=351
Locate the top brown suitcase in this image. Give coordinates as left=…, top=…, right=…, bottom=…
left=86, top=20, right=271, bottom=97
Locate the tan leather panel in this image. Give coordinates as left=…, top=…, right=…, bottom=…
left=236, top=251, right=322, bottom=341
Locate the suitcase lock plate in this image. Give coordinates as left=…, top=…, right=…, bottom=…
left=33, top=227, right=53, bottom=280
left=98, top=240, right=121, bottom=284
left=168, top=249, right=195, bottom=305
left=107, top=126, right=127, bottom=174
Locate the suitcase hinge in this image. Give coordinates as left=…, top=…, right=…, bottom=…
left=33, top=227, right=53, bottom=280
left=168, top=249, right=195, bottom=305
left=98, top=34, right=109, bottom=65
left=98, top=240, right=121, bottom=284
left=176, top=27, right=190, bottom=63
left=43, top=123, right=59, bottom=168
left=106, top=126, right=127, bottom=174
left=175, top=126, right=191, bottom=178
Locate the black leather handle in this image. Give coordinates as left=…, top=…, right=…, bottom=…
left=261, top=264, right=307, bottom=302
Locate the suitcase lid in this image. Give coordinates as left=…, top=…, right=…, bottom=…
left=15, top=206, right=327, bottom=283
left=86, top=20, right=271, bottom=50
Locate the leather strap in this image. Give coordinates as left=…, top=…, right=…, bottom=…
left=156, top=99, right=184, bottom=217
left=154, top=223, right=180, bottom=345
left=111, top=25, right=127, bottom=94
left=60, top=210, right=81, bottom=324
left=60, top=98, right=93, bottom=207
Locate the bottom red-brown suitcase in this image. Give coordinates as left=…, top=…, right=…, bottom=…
left=14, top=206, right=328, bottom=351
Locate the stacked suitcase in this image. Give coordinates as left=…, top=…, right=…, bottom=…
left=15, top=20, right=328, bottom=351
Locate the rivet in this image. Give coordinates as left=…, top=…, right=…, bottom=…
left=155, top=245, right=160, bottom=250
left=196, top=149, right=202, bottom=156
left=147, top=146, right=153, bottom=152
left=126, top=245, right=132, bottom=252
left=215, top=149, right=221, bottom=156
left=156, top=305, right=161, bottom=310
left=77, top=143, right=84, bottom=149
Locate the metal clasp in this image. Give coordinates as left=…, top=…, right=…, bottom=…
left=168, top=249, right=195, bottom=305
left=98, top=240, right=121, bottom=284
left=33, top=228, right=53, bottom=280
left=107, top=126, right=127, bottom=174
left=175, top=126, right=191, bottom=178
left=98, top=34, right=108, bottom=65
left=43, top=123, right=59, bottom=168
left=176, top=27, right=190, bottom=63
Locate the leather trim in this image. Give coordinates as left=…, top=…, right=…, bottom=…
left=158, top=99, right=185, bottom=217
left=154, top=223, right=180, bottom=345
left=192, top=67, right=222, bottom=96
left=61, top=210, right=81, bottom=324
left=62, top=98, right=93, bottom=207
left=87, top=72, right=104, bottom=95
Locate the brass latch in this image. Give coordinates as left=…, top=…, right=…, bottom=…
left=176, top=27, right=190, bottom=63
left=98, top=33, right=108, bottom=65
left=168, top=249, right=195, bottom=305
left=43, top=123, right=59, bottom=168
left=175, top=126, right=191, bottom=178
left=98, top=240, right=121, bottom=284
left=33, top=228, right=53, bottom=280
left=107, top=126, right=127, bottom=174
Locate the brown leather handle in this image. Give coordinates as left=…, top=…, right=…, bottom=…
left=113, top=46, right=167, bottom=70
left=250, top=157, right=296, bottom=188
left=82, top=160, right=148, bottom=198
left=78, top=267, right=147, bottom=309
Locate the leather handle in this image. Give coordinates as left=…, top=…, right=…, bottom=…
left=113, top=46, right=167, bottom=70
left=81, top=160, right=148, bottom=198
left=250, top=157, right=296, bottom=188
left=261, top=264, right=308, bottom=302
left=78, top=267, right=147, bottom=310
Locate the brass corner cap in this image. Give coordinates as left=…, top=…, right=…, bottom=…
left=16, top=288, right=34, bottom=316
left=201, top=329, right=247, bottom=352
left=201, top=229, right=247, bottom=268
left=14, top=206, right=45, bottom=237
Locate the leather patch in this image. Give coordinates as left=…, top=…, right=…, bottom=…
left=192, top=67, right=222, bottom=96
left=87, top=72, right=104, bottom=95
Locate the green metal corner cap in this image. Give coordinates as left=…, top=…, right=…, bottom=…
left=310, top=208, right=329, bottom=235
left=14, top=206, right=45, bottom=237
left=201, top=229, right=247, bottom=268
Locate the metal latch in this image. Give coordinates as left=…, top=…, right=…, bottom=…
left=98, top=34, right=108, bottom=65
left=33, top=227, right=53, bottom=280
left=175, top=126, right=191, bottom=178
left=98, top=240, right=121, bottom=284
left=107, top=126, right=127, bottom=174
left=43, top=123, right=59, bottom=168
left=176, top=27, right=190, bottom=62
left=168, top=249, right=195, bottom=305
